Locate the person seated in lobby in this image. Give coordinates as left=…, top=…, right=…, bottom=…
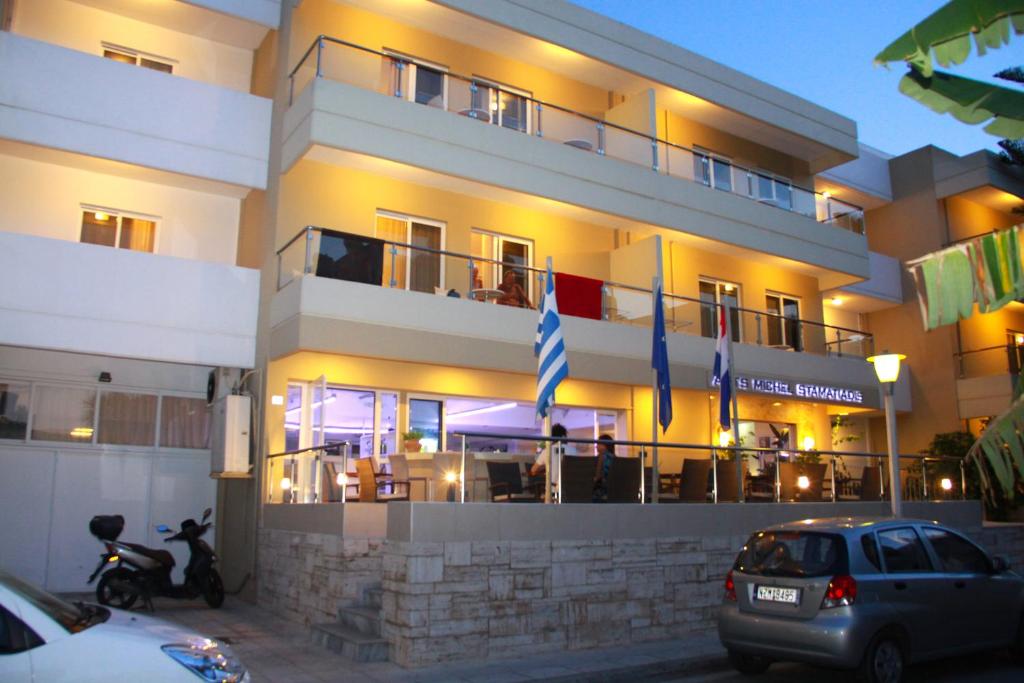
left=592, top=433, right=615, bottom=503
left=496, top=269, right=532, bottom=308
left=530, top=423, right=568, bottom=492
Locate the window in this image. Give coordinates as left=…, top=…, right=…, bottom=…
left=410, top=398, right=442, bottom=453
left=1006, top=331, right=1024, bottom=375
left=471, top=230, right=534, bottom=302
left=31, top=386, right=96, bottom=443
left=102, top=46, right=173, bottom=73
left=756, top=173, right=793, bottom=210
left=80, top=208, right=156, bottom=253
left=699, top=279, right=741, bottom=342
left=877, top=527, right=933, bottom=573
left=693, top=149, right=732, bottom=192
left=160, top=396, right=210, bottom=449
left=923, top=527, right=991, bottom=574
left=472, top=78, right=531, bottom=133
left=734, top=531, right=846, bottom=578
left=0, top=381, right=30, bottom=440
left=861, top=533, right=882, bottom=571
left=284, top=384, right=302, bottom=452
left=765, top=294, right=802, bottom=350
left=376, top=212, right=445, bottom=294
left=98, top=392, right=157, bottom=446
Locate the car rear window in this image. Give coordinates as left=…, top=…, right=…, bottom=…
left=734, top=530, right=847, bottom=578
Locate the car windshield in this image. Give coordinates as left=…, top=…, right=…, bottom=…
left=0, top=570, right=105, bottom=633
left=735, top=530, right=846, bottom=578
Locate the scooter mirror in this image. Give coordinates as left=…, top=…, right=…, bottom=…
left=156, top=524, right=172, bottom=533
left=202, top=508, right=212, bottom=522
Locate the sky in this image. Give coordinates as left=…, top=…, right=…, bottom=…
left=570, top=0, right=1024, bottom=158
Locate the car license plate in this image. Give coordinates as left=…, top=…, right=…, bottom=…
left=755, top=585, right=800, bottom=605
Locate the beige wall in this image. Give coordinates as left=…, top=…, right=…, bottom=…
left=14, top=0, right=254, bottom=92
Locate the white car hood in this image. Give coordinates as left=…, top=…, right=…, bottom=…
left=85, top=606, right=217, bottom=646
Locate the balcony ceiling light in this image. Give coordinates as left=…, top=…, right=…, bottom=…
left=830, top=296, right=844, bottom=306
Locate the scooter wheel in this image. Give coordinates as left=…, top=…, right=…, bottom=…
left=96, top=568, right=138, bottom=610
left=204, top=568, right=225, bottom=608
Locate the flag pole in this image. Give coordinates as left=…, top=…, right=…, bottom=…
left=650, top=235, right=666, bottom=505
left=544, top=256, right=553, bottom=505
left=723, top=300, right=743, bottom=503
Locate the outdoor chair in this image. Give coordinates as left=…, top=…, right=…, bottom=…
left=715, top=460, right=745, bottom=502
left=674, top=458, right=713, bottom=502
left=860, top=465, right=884, bottom=501
left=486, top=461, right=540, bottom=503
left=608, top=458, right=641, bottom=503
left=560, top=456, right=596, bottom=503
left=388, top=454, right=427, bottom=501
left=778, top=462, right=827, bottom=502
left=356, top=458, right=408, bottom=503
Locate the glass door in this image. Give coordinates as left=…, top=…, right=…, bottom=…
left=471, top=230, right=534, bottom=302
left=376, top=212, right=445, bottom=294
left=699, top=279, right=741, bottom=342
left=766, top=294, right=802, bottom=351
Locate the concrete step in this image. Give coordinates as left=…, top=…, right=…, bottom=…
left=364, top=586, right=383, bottom=610
left=310, top=622, right=389, bottom=663
left=337, top=605, right=381, bottom=637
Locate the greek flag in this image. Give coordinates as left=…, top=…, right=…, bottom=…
left=712, top=305, right=731, bottom=430
left=652, top=283, right=673, bottom=432
left=535, top=264, right=569, bottom=419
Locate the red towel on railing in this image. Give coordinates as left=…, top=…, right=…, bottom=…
left=555, top=272, right=603, bottom=320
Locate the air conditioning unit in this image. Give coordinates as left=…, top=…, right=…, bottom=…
left=211, top=394, right=251, bottom=478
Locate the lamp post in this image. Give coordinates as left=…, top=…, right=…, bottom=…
left=867, top=352, right=905, bottom=518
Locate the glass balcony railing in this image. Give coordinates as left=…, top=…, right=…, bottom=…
left=288, top=36, right=865, bottom=235
left=276, top=226, right=874, bottom=359
left=955, top=344, right=1024, bottom=379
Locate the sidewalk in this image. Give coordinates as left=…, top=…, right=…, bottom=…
left=148, top=597, right=728, bottom=683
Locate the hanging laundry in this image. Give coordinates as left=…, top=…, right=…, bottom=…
left=554, top=271, right=604, bottom=320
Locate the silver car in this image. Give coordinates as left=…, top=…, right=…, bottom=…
left=718, top=517, right=1024, bottom=683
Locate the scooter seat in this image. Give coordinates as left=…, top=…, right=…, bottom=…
left=126, top=543, right=175, bottom=568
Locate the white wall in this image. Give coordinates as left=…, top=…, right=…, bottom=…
left=0, top=153, right=241, bottom=264
left=0, top=231, right=260, bottom=368
left=14, top=0, right=254, bottom=92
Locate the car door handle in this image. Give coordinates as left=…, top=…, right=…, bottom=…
left=954, top=581, right=966, bottom=589
left=893, top=582, right=907, bottom=590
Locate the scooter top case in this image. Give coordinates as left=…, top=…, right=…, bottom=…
left=89, top=515, right=124, bottom=542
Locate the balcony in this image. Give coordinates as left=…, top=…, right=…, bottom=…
left=269, top=227, right=880, bottom=404
left=0, top=232, right=259, bottom=368
left=0, top=32, right=271, bottom=189
left=955, top=345, right=1021, bottom=418
left=282, top=36, right=870, bottom=284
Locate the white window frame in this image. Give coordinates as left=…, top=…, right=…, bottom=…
left=765, top=292, right=801, bottom=349
left=80, top=205, right=159, bottom=253
left=375, top=210, right=446, bottom=292
left=101, top=42, right=175, bottom=73
left=471, top=228, right=535, bottom=301
left=699, top=277, right=742, bottom=342
left=386, top=51, right=449, bottom=109
left=753, top=171, right=794, bottom=209
left=472, top=76, right=532, bottom=133
left=693, top=147, right=734, bottom=192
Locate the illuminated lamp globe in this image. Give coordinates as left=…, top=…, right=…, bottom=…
left=867, top=352, right=906, bottom=384
left=444, top=471, right=458, bottom=484
left=940, top=478, right=953, bottom=492
left=336, top=472, right=347, bottom=486
left=718, top=431, right=731, bottom=448
left=280, top=477, right=292, bottom=491
left=801, top=435, right=815, bottom=451
left=797, top=475, right=810, bottom=490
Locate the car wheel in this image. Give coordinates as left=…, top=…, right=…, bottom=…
left=859, top=633, right=904, bottom=683
left=728, top=649, right=771, bottom=675
left=203, top=568, right=225, bottom=608
left=96, top=568, right=138, bottom=610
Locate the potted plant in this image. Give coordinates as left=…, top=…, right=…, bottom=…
left=403, top=429, right=424, bottom=453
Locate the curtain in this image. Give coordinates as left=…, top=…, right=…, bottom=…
left=410, top=222, right=441, bottom=293
left=31, top=386, right=96, bottom=443
left=376, top=216, right=408, bottom=289
left=160, top=396, right=210, bottom=449
left=120, top=217, right=156, bottom=253
left=98, top=392, right=157, bottom=446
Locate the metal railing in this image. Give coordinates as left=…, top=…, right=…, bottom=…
left=276, top=225, right=875, bottom=358
left=287, top=35, right=865, bottom=234
left=264, top=433, right=969, bottom=505
left=955, top=344, right=1024, bottom=379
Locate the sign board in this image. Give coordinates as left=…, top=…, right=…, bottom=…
left=710, top=374, right=865, bottom=405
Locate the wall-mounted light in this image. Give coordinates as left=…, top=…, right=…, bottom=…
left=830, top=296, right=844, bottom=306
left=336, top=472, right=347, bottom=486
left=280, top=477, right=292, bottom=491
left=1016, top=334, right=1024, bottom=346
left=271, top=395, right=284, bottom=406
left=718, top=430, right=731, bottom=448
left=802, top=435, right=815, bottom=451
left=940, top=477, right=953, bottom=492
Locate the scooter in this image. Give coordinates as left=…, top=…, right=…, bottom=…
left=87, top=508, right=225, bottom=611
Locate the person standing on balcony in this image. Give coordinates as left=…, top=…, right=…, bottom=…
left=530, top=423, right=567, bottom=495
left=592, top=433, right=615, bottom=503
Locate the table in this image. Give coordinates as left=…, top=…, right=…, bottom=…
left=459, top=108, right=491, bottom=123
left=469, top=288, right=503, bottom=303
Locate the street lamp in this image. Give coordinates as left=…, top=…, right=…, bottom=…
left=867, top=352, right=906, bottom=517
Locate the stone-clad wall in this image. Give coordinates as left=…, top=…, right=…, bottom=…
left=972, top=524, right=1024, bottom=570
left=381, top=535, right=746, bottom=667
left=258, top=527, right=384, bottom=625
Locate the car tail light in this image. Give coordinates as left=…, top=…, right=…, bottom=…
left=821, top=575, right=857, bottom=608
left=724, top=570, right=737, bottom=602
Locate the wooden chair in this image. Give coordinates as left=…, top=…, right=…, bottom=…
left=673, top=458, right=712, bottom=502
left=560, top=456, right=596, bottom=503
left=608, top=458, right=641, bottom=503
left=388, top=454, right=426, bottom=501
left=715, top=460, right=745, bottom=502
left=779, top=462, right=827, bottom=502
left=485, top=461, right=540, bottom=502
left=356, top=458, right=408, bottom=503
left=860, top=465, right=884, bottom=501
